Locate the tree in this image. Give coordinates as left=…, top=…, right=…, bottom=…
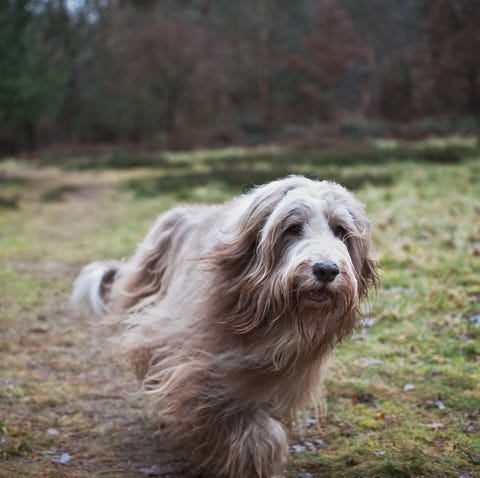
left=288, top=0, right=362, bottom=121
left=420, top=0, right=480, bottom=117
left=0, top=0, right=67, bottom=151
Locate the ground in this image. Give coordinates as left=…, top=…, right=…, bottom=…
left=1, top=139, right=479, bottom=477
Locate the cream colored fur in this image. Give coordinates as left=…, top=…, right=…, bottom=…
left=72, top=175, right=378, bottom=478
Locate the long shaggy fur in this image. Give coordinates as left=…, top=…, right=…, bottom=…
left=72, top=175, right=378, bottom=478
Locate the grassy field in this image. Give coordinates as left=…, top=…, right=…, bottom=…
left=1, top=139, right=480, bottom=477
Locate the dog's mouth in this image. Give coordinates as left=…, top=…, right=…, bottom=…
left=304, top=287, right=332, bottom=303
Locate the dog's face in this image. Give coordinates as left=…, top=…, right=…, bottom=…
left=215, top=176, right=377, bottom=343
left=261, top=185, right=367, bottom=310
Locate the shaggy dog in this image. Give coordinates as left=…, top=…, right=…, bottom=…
left=72, top=175, right=378, bottom=478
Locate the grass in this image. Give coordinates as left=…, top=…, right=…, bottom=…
left=1, top=138, right=479, bottom=477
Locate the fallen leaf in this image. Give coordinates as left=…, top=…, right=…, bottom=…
left=346, top=457, right=361, bottom=466
left=52, top=453, right=72, bottom=465
left=39, top=448, right=58, bottom=456
left=303, top=441, right=316, bottom=452
left=426, top=422, right=445, bottom=429
left=466, top=408, right=480, bottom=419
left=467, top=313, right=480, bottom=325
left=353, top=393, right=374, bottom=404
left=290, top=444, right=306, bottom=453
left=306, top=417, right=317, bottom=427
left=465, top=422, right=480, bottom=433
left=426, top=399, right=447, bottom=410
left=359, top=357, right=384, bottom=365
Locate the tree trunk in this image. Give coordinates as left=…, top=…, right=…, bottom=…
left=24, top=121, right=36, bottom=153
left=257, top=0, right=273, bottom=132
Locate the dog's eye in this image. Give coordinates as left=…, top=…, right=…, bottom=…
left=333, top=225, right=348, bottom=240
left=285, top=224, right=303, bottom=235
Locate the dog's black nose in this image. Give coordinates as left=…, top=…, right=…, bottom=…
left=312, top=262, right=340, bottom=283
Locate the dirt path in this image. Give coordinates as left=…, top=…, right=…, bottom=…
left=0, top=168, right=190, bottom=477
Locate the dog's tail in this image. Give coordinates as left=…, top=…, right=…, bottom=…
left=71, top=260, right=120, bottom=316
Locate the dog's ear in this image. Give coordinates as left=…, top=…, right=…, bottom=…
left=113, top=208, right=190, bottom=311
left=219, top=190, right=279, bottom=266
left=346, top=206, right=379, bottom=300
left=214, top=178, right=306, bottom=333
left=321, top=182, right=379, bottom=300
left=217, top=178, right=307, bottom=273
left=358, top=246, right=379, bottom=299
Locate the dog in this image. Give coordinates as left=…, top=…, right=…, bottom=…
left=72, top=175, right=378, bottom=478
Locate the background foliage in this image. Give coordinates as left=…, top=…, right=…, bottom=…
left=1, top=0, right=480, bottom=152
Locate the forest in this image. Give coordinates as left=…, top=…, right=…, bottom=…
left=1, top=0, right=480, bottom=153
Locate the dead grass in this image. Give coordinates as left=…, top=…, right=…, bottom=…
left=1, top=141, right=479, bottom=477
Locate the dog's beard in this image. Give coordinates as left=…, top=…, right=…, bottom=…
left=213, top=262, right=359, bottom=375
left=292, top=266, right=358, bottom=323
left=280, top=272, right=358, bottom=348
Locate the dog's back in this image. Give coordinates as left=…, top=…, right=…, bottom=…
left=71, top=204, right=221, bottom=317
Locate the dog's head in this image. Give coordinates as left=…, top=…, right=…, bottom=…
left=214, top=176, right=378, bottom=346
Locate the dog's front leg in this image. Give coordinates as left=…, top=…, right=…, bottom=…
left=188, top=406, right=288, bottom=478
